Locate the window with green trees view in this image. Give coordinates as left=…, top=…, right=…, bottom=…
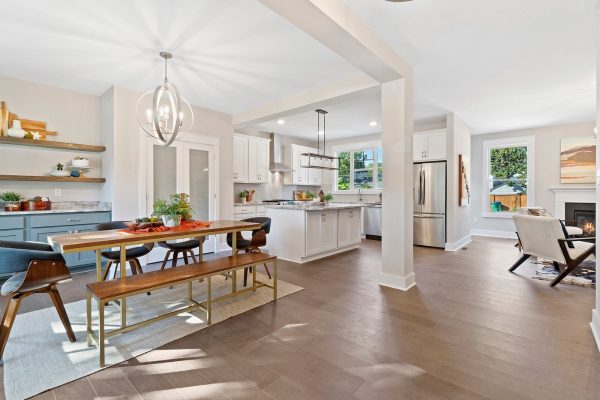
left=487, top=145, right=529, bottom=212
left=336, top=145, right=382, bottom=191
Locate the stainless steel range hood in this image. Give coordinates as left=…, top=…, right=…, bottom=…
left=269, top=132, right=294, bottom=172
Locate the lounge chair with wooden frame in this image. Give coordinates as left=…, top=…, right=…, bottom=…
left=510, top=214, right=595, bottom=286
left=0, top=240, right=76, bottom=360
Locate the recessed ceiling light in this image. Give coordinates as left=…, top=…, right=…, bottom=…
left=277, top=119, right=285, bottom=125
left=369, top=121, right=378, bottom=127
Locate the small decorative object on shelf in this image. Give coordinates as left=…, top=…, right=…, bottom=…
left=322, top=193, right=333, bottom=206
left=0, top=191, right=24, bottom=211
left=56, top=163, right=64, bottom=171
left=153, top=193, right=193, bottom=227
left=239, top=190, right=248, bottom=204
left=70, top=170, right=80, bottom=178
left=7, top=120, right=25, bottom=138
left=72, top=156, right=89, bottom=168
left=245, top=189, right=255, bottom=203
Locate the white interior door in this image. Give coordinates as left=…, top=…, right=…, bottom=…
left=145, top=137, right=217, bottom=264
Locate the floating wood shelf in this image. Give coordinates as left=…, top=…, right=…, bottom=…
left=0, top=136, right=105, bottom=152
left=0, top=175, right=106, bottom=183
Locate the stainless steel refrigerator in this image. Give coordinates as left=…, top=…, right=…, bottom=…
left=413, top=161, right=446, bottom=248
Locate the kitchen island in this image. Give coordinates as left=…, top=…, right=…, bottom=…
left=266, top=204, right=362, bottom=263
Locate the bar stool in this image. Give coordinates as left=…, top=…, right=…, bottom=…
left=96, top=221, right=154, bottom=280
left=158, top=237, right=205, bottom=269
left=0, top=241, right=76, bottom=359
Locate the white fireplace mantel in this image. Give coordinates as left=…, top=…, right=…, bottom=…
left=550, top=187, right=596, bottom=219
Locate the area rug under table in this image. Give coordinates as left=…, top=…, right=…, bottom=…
left=2, top=271, right=302, bottom=400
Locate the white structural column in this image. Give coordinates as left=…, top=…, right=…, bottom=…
left=257, top=0, right=416, bottom=291
left=593, top=0, right=600, bottom=352
left=380, top=78, right=415, bottom=290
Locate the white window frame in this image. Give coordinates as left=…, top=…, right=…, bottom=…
left=482, top=135, right=535, bottom=218
left=332, top=140, right=382, bottom=195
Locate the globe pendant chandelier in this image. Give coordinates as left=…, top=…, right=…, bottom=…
left=135, top=51, right=194, bottom=146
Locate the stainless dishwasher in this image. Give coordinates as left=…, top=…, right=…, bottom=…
left=364, top=204, right=382, bottom=239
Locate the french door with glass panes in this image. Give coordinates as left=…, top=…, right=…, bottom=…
left=145, top=138, right=217, bottom=263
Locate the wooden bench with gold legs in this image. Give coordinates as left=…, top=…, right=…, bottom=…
left=86, top=252, right=277, bottom=367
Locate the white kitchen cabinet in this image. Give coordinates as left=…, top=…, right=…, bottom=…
left=413, top=129, right=446, bottom=162
left=338, top=209, right=361, bottom=248
left=233, top=205, right=266, bottom=221
left=305, top=210, right=338, bottom=256
left=233, top=135, right=249, bottom=182
left=284, top=144, right=321, bottom=186
left=248, top=137, right=270, bottom=183
left=233, top=134, right=270, bottom=183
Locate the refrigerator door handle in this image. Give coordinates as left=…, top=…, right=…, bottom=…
left=421, top=170, right=426, bottom=205
left=418, top=170, right=423, bottom=205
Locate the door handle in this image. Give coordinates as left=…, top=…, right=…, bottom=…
left=67, top=218, right=80, bottom=222
left=421, top=171, right=426, bottom=205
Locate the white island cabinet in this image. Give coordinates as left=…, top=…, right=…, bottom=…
left=266, top=205, right=362, bottom=263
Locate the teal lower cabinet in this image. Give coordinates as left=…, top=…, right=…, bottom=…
left=0, top=211, right=111, bottom=274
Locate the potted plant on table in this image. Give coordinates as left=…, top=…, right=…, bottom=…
left=0, top=191, right=23, bottom=211
left=322, top=193, right=333, bottom=206
left=153, top=193, right=193, bottom=227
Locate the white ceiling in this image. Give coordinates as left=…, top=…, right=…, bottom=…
left=0, top=0, right=359, bottom=114
left=0, top=0, right=596, bottom=136
left=254, top=90, right=382, bottom=141
left=343, top=0, right=597, bottom=134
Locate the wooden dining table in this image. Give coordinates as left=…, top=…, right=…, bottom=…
left=47, top=220, right=261, bottom=327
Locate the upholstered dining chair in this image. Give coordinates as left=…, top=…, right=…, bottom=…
left=226, top=217, right=272, bottom=287
left=96, top=221, right=154, bottom=280
left=157, top=237, right=206, bottom=269
left=0, top=240, right=76, bottom=359
left=510, top=214, right=595, bottom=286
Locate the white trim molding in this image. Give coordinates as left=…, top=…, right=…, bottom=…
left=549, top=187, right=595, bottom=219
left=445, top=234, right=472, bottom=251
left=471, top=229, right=517, bottom=239
left=379, top=272, right=416, bottom=291
left=482, top=135, right=535, bottom=215
left=592, top=309, right=600, bottom=352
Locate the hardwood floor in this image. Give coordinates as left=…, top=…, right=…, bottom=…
left=1, top=236, right=599, bottom=400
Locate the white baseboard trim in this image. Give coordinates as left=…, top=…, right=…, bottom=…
left=471, top=229, right=517, bottom=239
left=379, top=272, right=416, bottom=291
left=592, top=309, right=600, bottom=352
left=445, top=235, right=472, bottom=252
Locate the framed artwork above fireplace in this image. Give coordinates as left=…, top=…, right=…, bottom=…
left=560, top=136, right=596, bottom=184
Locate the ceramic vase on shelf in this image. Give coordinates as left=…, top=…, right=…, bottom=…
left=7, top=120, right=25, bottom=138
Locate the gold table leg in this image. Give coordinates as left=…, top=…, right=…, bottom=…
left=96, top=250, right=102, bottom=282
left=252, top=264, right=257, bottom=292
left=86, top=290, right=92, bottom=347
left=188, top=281, right=193, bottom=306
left=273, top=259, right=278, bottom=301
left=207, top=276, right=212, bottom=325
left=120, top=244, right=126, bottom=328
left=197, top=237, right=203, bottom=262
left=99, top=299, right=105, bottom=367
left=231, top=233, right=237, bottom=293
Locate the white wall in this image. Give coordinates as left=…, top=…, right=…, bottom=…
left=471, top=121, right=596, bottom=236
left=0, top=75, right=102, bottom=201
left=100, top=86, right=234, bottom=222
left=446, top=113, right=472, bottom=249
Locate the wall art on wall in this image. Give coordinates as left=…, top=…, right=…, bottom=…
left=459, top=154, right=470, bottom=206
left=560, top=136, right=595, bottom=184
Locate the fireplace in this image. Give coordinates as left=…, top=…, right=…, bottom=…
left=565, top=202, right=596, bottom=235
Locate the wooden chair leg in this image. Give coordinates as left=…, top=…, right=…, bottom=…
left=129, top=260, right=138, bottom=275
left=509, top=254, right=531, bottom=272
left=112, top=261, right=120, bottom=279
left=550, top=263, right=578, bottom=287
left=552, top=261, right=561, bottom=272
left=0, top=294, right=23, bottom=359
left=160, top=250, right=172, bottom=270
left=48, top=285, right=76, bottom=342
left=172, top=251, right=179, bottom=268
left=243, top=267, right=249, bottom=287
left=135, top=259, right=145, bottom=274
left=263, top=264, right=272, bottom=279
left=190, top=250, right=198, bottom=263
left=101, top=261, right=113, bottom=281
left=183, top=252, right=189, bottom=265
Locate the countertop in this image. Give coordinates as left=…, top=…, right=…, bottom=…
left=264, top=203, right=365, bottom=211
left=0, top=201, right=111, bottom=216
